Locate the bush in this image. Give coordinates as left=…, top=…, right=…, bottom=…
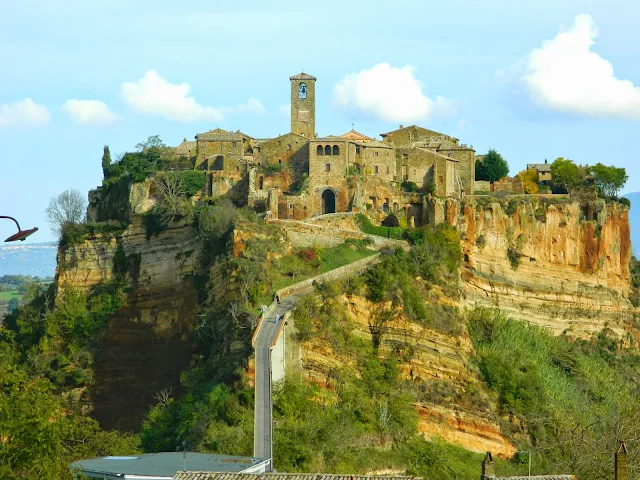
left=507, top=247, right=521, bottom=269
left=401, top=181, right=418, bottom=192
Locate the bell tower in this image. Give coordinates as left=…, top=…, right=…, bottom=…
left=290, top=72, right=316, bottom=139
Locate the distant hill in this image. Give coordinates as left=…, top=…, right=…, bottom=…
left=0, top=241, right=57, bottom=277
left=623, top=192, right=640, bottom=257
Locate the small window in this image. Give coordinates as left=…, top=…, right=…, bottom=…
left=402, top=153, right=408, bottom=159
left=325, top=163, right=331, bottom=172
left=355, top=145, right=360, bottom=154
left=386, top=166, right=390, bottom=174
left=232, top=141, right=237, bottom=148
left=332, top=145, right=339, bottom=155
left=317, top=145, right=323, bottom=156
left=288, top=144, right=292, bottom=151
left=290, top=204, right=293, bottom=209
left=278, top=159, right=282, bottom=164
left=258, top=176, right=264, bottom=190
left=325, top=145, right=331, bottom=156
left=374, top=151, right=379, bottom=157
left=439, top=175, right=443, bottom=184
left=200, top=141, right=205, bottom=147
left=374, top=166, right=379, bottom=175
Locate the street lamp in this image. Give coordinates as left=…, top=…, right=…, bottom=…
left=1, top=216, right=38, bottom=242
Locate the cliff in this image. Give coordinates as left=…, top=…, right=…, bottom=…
left=287, top=291, right=518, bottom=457
left=455, top=196, right=632, bottom=337
left=55, top=216, right=203, bottom=430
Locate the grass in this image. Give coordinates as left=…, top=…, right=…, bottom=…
left=0, top=290, right=21, bottom=301
left=255, top=241, right=376, bottom=308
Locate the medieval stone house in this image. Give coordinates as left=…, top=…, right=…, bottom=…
left=169, top=72, right=477, bottom=225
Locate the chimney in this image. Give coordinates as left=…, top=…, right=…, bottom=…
left=481, top=452, right=494, bottom=479
left=615, top=441, right=629, bottom=480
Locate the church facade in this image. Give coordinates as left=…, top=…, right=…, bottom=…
left=169, top=72, right=475, bottom=225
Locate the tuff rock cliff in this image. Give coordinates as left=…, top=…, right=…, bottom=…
left=54, top=192, right=633, bottom=453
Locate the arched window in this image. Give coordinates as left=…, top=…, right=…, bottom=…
left=317, top=145, right=323, bottom=156
left=325, top=145, right=331, bottom=156
left=332, top=145, right=339, bottom=155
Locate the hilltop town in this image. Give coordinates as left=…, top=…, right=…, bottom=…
left=151, top=72, right=476, bottom=224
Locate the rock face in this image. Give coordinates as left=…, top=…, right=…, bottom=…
left=56, top=216, right=203, bottom=431
left=289, top=293, right=518, bottom=457
left=455, top=197, right=632, bottom=336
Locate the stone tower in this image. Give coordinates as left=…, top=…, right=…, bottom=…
left=290, top=72, right=316, bottom=139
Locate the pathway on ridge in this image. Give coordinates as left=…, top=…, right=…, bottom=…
left=253, top=290, right=308, bottom=468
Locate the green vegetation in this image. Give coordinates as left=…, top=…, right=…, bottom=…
left=357, top=213, right=407, bottom=240
left=476, top=149, right=509, bottom=182
left=60, top=221, right=128, bottom=249
left=0, top=275, right=138, bottom=479
left=401, top=180, right=418, bottom=192
left=469, top=307, right=640, bottom=479
left=550, top=157, right=583, bottom=194
left=103, top=135, right=171, bottom=188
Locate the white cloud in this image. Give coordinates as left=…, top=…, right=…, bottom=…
left=0, top=98, right=51, bottom=127
left=62, top=99, right=121, bottom=125
left=121, top=71, right=266, bottom=122
left=332, top=63, right=451, bottom=123
left=221, top=98, right=266, bottom=116
left=279, top=104, right=291, bottom=117
left=512, top=14, right=640, bottom=120
left=121, top=70, right=224, bottom=123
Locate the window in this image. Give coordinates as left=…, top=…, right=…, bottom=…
left=299, top=82, right=307, bottom=99
left=290, top=204, right=294, bottom=209
left=317, top=145, right=323, bottom=156
left=200, top=141, right=205, bottom=147
left=355, top=145, right=360, bottom=154
left=232, top=141, right=237, bottom=148
left=374, top=166, right=379, bottom=175
left=402, top=153, right=408, bottom=159
left=386, top=166, right=390, bottom=174
left=439, top=175, right=443, bottom=184
left=258, top=176, right=264, bottom=190
left=288, top=144, right=292, bottom=151
left=278, top=159, right=282, bottom=164
left=325, top=163, right=331, bottom=172
left=332, top=145, right=340, bottom=155
left=325, top=145, right=331, bottom=156
left=374, top=151, right=379, bottom=156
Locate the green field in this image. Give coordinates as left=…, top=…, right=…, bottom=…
left=0, top=290, right=21, bottom=301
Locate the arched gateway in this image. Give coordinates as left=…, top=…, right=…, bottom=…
left=321, top=189, right=336, bottom=214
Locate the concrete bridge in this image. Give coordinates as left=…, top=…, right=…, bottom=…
left=251, top=253, right=383, bottom=470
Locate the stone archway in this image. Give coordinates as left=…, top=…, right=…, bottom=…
left=321, top=188, right=336, bottom=214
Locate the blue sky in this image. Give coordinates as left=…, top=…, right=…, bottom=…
left=1, top=0, right=640, bottom=242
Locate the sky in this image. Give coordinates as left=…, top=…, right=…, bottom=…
left=1, top=0, right=640, bottom=242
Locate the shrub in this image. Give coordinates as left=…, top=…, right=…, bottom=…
left=401, top=181, right=418, bottom=192
left=534, top=206, right=547, bottom=223
left=507, top=247, right=521, bottom=269
left=475, top=235, right=486, bottom=248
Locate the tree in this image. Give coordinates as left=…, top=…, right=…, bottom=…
left=101, top=145, right=111, bottom=179
left=550, top=157, right=583, bottom=193
left=45, top=189, right=87, bottom=237
left=136, top=135, right=165, bottom=151
left=477, top=149, right=509, bottom=182
left=516, top=169, right=540, bottom=194
left=588, top=163, right=628, bottom=198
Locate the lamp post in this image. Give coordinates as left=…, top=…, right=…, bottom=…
left=1, top=216, right=38, bottom=242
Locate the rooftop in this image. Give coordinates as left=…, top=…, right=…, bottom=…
left=174, top=474, right=422, bottom=480
left=527, top=163, right=551, bottom=172
left=339, top=129, right=373, bottom=141
left=70, top=452, right=268, bottom=480
left=196, top=128, right=246, bottom=142
left=290, top=72, right=317, bottom=81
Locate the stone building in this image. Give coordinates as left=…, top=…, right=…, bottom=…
left=527, top=161, right=552, bottom=184
left=168, top=72, right=477, bottom=224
